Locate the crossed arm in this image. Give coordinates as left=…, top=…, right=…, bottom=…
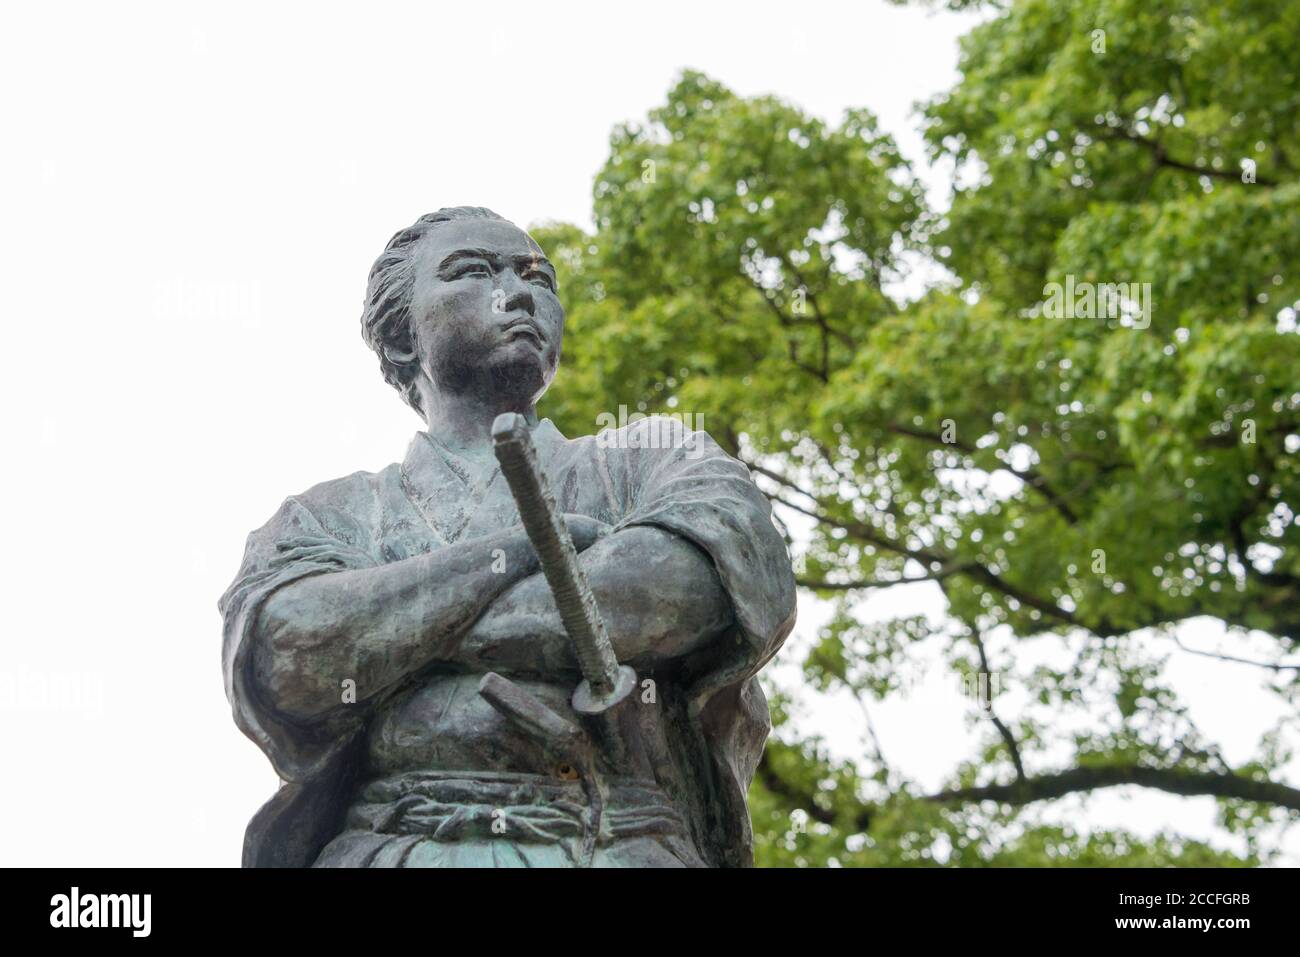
left=249, top=520, right=734, bottom=722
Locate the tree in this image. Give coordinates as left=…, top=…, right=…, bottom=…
left=536, top=0, right=1300, bottom=866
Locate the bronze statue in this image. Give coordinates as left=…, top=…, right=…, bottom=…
left=220, top=207, right=796, bottom=867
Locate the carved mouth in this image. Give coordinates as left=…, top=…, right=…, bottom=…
left=503, top=320, right=544, bottom=347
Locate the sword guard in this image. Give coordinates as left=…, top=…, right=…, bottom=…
left=571, top=664, right=637, bottom=715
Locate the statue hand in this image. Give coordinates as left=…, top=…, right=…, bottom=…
left=562, top=514, right=612, bottom=552
left=271, top=535, right=375, bottom=570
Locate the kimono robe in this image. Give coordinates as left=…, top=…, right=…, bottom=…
left=219, top=416, right=796, bottom=867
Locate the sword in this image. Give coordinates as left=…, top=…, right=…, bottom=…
left=489, top=412, right=637, bottom=715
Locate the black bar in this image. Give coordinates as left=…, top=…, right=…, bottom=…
left=7, top=866, right=1288, bottom=944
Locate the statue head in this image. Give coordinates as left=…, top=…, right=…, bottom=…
left=361, top=207, right=563, bottom=421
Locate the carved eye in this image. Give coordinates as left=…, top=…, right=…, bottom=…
left=525, top=271, right=555, bottom=291
left=453, top=261, right=491, bottom=279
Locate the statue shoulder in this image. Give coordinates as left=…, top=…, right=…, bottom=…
left=289, top=463, right=399, bottom=512
left=268, top=462, right=403, bottom=542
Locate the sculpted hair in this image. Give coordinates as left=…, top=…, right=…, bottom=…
left=361, top=206, right=512, bottom=415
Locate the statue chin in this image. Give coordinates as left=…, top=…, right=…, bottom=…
left=483, top=351, right=553, bottom=407
left=424, top=347, right=551, bottom=409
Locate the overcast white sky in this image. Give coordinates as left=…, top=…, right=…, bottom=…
left=1, top=0, right=1294, bottom=866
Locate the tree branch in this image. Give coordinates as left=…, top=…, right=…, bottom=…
left=1098, top=128, right=1278, bottom=187
left=1171, top=634, right=1300, bottom=672
left=968, top=626, right=1026, bottom=782
left=882, top=422, right=1079, bottom=525
left=755, top=753, right=1300, bottom=840
left=765, top=488, right=1107, bottom=634
left=927, top=765, right=1300, bottom=811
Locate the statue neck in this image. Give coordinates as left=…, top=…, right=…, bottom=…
left=418, top=383, right=538, bottom=460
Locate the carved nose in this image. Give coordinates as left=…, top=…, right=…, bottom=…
left=498, top=271, right=535, bottom=316
left=503, top=289, right=534, bottom=315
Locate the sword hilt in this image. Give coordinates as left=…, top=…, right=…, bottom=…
left=491, top=412, right=636, bottom=713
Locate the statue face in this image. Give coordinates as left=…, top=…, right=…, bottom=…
left=407, top=218, right=563, bottom=409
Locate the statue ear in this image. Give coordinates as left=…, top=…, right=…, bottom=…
left=383, top=344, right=417, bottom=365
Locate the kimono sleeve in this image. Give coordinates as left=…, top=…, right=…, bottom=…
left=218, top=494, right=376, bottom=784
left=612, top=416, right=797, bottom=685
